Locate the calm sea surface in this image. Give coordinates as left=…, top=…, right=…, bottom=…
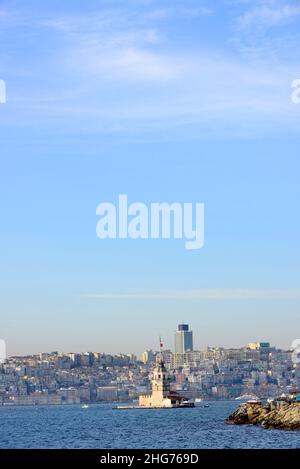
left=0, top=401, right=299, bottom=449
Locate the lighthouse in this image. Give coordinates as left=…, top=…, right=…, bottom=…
left=139, top=355, right=174, bottom=408
left=138, top=353, right=194, bottom=408
left=118, top=339, right=195, bottom=409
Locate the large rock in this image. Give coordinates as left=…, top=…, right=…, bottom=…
left=227, top=401, right=300, bottom=431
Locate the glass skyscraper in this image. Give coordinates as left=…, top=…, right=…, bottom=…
left=174, top=323, right=193, bottom=354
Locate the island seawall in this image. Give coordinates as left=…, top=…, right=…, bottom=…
left=228, top=398, right=300, bottom=431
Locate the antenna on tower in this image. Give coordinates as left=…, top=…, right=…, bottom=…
left=158, top=336, right=164, bottom=364
left=159, top=336, right=163, bottom=351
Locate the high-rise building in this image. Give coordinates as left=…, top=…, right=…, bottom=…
left=174, top=323, right=193, bottom=354
left=141, top=349, right=154, bottom=365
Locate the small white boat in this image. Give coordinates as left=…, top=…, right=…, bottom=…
left=235, top=394, right=259, bottom=401
left=179, top=400, right=195, bottom=408
left=82, top=404, right=89, bottom=409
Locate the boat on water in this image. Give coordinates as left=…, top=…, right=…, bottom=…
left=194, top=398, right=209, bottom=408
left=235, top=394, right=260, bottom=401
left=180, top=400, right=196, bottom=408
left=81, top=404, right=89, bottom=409
left=244, top=398, right=262, bottom=406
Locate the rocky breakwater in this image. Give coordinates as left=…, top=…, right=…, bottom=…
left=228, top=398, right=300, bottom=431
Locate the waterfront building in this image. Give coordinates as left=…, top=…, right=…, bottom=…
left=97, top=386, right=118, bottom=401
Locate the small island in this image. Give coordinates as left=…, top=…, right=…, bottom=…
left=228, top=393, right=300, bottom=431
left=117, top=355, right=195, bottom=409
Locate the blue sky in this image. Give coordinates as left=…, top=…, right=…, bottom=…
left=0, top=0, right=300, bottom=356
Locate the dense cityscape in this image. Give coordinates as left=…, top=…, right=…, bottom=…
left=1, top=324, right=299, bottom=406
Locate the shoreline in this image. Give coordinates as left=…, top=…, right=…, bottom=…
left=228, top=399, right=300, bottom=431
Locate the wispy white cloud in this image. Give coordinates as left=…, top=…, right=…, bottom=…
left=237, top=2, right=300, bottom=30
left=96, top=47, right=176, bottom=80
left=37, top=9, right=176, bottom=82
left=145, top=6, right=213, bottom=20
left=37, top=5, right=212, bottom=38
left=1, top=2, right=300, bottom=138
left=230, top=1, right=300, bottom=89
left=67, top=39, right=179, bottom=82
left=82, top=289, right=300, bottom=301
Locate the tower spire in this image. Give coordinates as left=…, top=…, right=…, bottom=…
left=159, top=336, right=163, bottom=351
left=158, top=336, right=164, bottom=364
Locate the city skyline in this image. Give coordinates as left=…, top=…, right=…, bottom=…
left=2, top=327, right=294, bottom=360
left=2, top=335, right=298, bottom=408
